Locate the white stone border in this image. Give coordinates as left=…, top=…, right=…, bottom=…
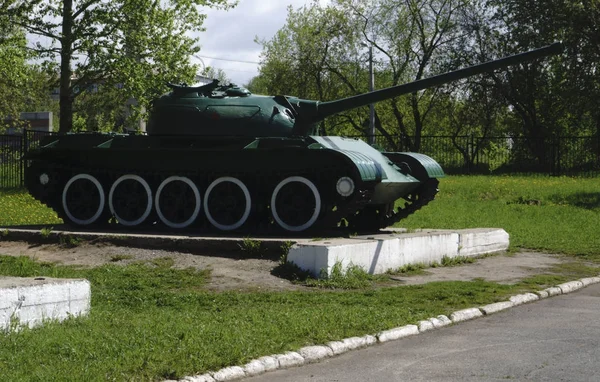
left=172, top=275, right=600, bottom=382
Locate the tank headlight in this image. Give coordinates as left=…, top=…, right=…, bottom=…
left=40, top=173, right=49, bottom=185
left=336, top=177, right=355, bottom=197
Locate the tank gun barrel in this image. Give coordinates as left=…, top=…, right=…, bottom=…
left=295, top=42, right=563, bottom=130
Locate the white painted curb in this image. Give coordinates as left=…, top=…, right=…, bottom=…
left=480, top=301, right=514, bottom=315
left=377, top=324, right=419, bottom=342
left=175, top=275, right=600, bottom=382
left=212, top=366, right=245, bottom=381
left=509, top=293, right=539, bottom=306
left=298, top=345, right=333, bottom=363
left=450, top=308, right=483, bottom=323
left=558, top=280, right=584, bottom=294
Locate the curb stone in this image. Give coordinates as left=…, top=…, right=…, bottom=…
left=242, top=360, right=265, bottom=377
left=429, top=315, right=452, bottom=328
left=326, top=340, right=350, bottom=355
left=542, top=286, right=562, bottom=297
left=274, top=352, right=304, bottom=368
left=181, top=375, right=215, bottom=382
left=450, top=308, right=483, bottom=323
left=580, top=277, right=600, bottom=286
left=256, top=356, right=278, bottom=372
left=212, top=366, right=245, bottom=382
left=417, top=320, right=435, bottom=332
left=377, top=324, right=419, bottom=342
left=298, top=345, right=333, bottom=363
left=558, top=280, right=584, bottom=294
left=480, top=301, right=514, bottom=315
left=509, top=293, right=539, bottom=305
left=175, top=275, right=600, bottom=382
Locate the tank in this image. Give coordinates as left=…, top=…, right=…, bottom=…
left=24, top=43, right=562, bottom=234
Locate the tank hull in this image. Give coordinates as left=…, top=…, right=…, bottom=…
left=24, top=134, right=443, bottom=234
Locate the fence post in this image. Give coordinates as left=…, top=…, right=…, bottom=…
left=554, top=136, right=561, bottom=176
left=21, top=129, right=28, bottom=187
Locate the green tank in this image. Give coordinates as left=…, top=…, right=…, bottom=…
left=24, top=43, right=562, bottom=234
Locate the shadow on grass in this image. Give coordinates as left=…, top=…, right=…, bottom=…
left=549, top=192, right=600, bottom=210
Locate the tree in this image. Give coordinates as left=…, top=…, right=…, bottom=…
left=0, top=14, right=52, bottom=131
left=4, top=0, right=235, bottom=133
left=253, top=0, right=469, bottom=149
left=458, top=0, right=600, bottom=168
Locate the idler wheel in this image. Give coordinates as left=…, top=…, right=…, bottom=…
left=155, top=176, right=201, bottom=229
left=62, top=173, right=105, bottom=226
left=108, top=174, right=153, bottom=226
left=271, top=176, right=321, bottom=232
left=204, top=177, right=251, bottom=231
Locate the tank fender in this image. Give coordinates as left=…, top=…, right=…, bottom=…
left=383, top=152, right=445, bottom=181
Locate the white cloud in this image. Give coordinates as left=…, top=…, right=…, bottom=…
left=196, top=0, right=329, bottom=86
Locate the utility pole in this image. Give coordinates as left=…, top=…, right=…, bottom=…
left=368, top=46, right=375, bottom=145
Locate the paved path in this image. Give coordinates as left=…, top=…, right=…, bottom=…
left=247, top=283, right=600, bottom=381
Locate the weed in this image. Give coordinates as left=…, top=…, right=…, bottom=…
left=40, top=226, right=53, bottom=238
left=388, top=262, right=429, bottom=275
left=109, top=254, right=134, bottom=262
left=149, top=257, right=175, bottom=268
left=279, top=241, right=294, bottom=264
left=305, top=262, right=378, bottom=289
left=441, top=255, right=476, bottom=267
left=238, top=237, right=263, bottom=257
left=58, top=234, right=80, bottom=248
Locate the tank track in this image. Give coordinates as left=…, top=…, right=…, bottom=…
left=381, top=178, right=439, bottom=228
left=346, top=178, right=439, bottom=232
left=27, top=162, right=377, bottom=235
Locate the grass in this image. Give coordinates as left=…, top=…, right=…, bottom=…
left=0, top=255, right=531, bottom=381
left=0, top=188, right=61, bottom=226
left=0, top=177, right=599, bottom=380
left=400, top=175, right=600, bottom=258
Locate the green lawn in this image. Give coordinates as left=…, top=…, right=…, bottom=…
left=0, top=176, right=599, bottom=380
left=400, top=176, right=600, bottom=258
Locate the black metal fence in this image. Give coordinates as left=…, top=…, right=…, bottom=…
left=0, top=130, right=54, bottom=189
left=358, top=134, right=600, bottom=177
left=1, top=131, right=598, bottom=189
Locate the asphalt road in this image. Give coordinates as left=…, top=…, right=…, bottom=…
left=246, top=282, right=600, bottom=382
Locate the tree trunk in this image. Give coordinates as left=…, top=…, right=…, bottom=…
left=58, top=0, right=74, bottom=133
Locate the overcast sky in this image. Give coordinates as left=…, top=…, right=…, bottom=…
left=197, top=0, right=329, bottom=86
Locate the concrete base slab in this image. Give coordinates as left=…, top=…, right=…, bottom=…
left=287, top=228, right=509, bottom=278
left=0, top=277, right=90, bottom=332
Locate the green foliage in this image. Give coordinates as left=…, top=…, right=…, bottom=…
left=39, top=227, right=53, bottom=238
left=0, top=20, right=53, bottom=132
left=5, top=0, right=236, bottom=133
left=238, top=237, right=263, bottom=257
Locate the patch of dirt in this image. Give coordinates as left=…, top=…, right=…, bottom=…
left=0, top=240, right=569, bottom=291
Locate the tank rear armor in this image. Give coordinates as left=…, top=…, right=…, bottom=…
left=24, top=43, right=562, bottom=234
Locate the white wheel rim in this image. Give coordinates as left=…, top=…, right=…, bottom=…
left=204, top=176, right=251, bottom=231
left=155, top=176, right=201, bottom=229
left=62, top=173, right=105, bottom=225
left=108, top=174, right=152, bottom=226
left=271, top=176, right=321, bottom=232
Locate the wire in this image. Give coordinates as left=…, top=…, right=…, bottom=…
left=194, top=54, right=260, bottom=65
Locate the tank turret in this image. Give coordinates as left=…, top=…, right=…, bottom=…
left=147, top=42, right=563, bottom=137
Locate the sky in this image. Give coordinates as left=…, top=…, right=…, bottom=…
left=196, top=0, right=329, bottom=86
